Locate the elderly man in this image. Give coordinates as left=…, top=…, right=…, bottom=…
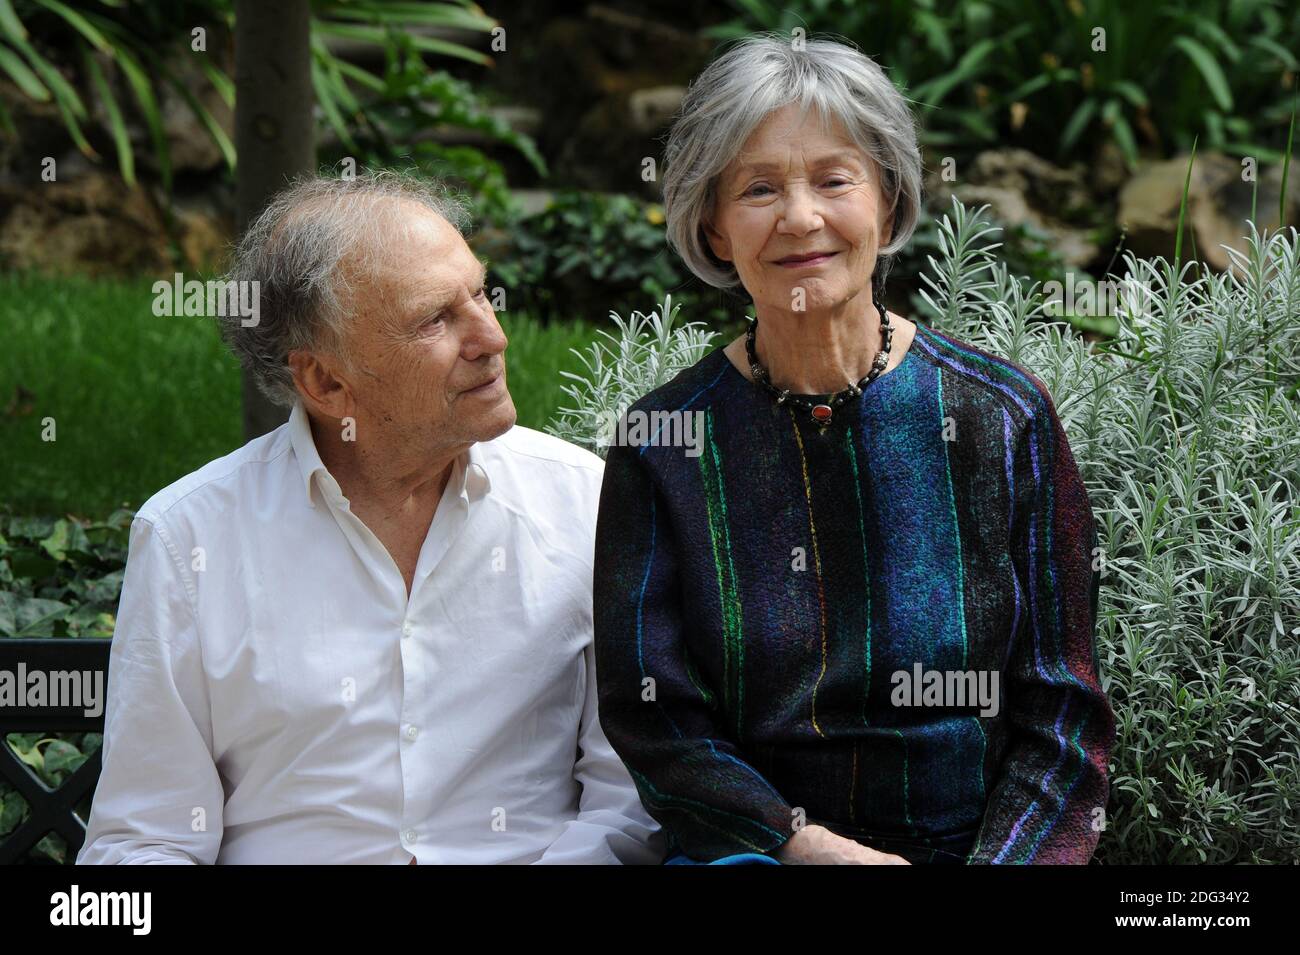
left=77, top=173, right=663, bottom=865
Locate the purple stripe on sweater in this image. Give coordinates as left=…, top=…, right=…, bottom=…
left=1002, top=407, right=1020, bottom=677
left=993, top=695, right=1074, bottom=863
left=914, top=328, right=1084, bottom=861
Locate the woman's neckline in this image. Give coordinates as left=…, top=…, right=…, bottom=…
left=718, top=314, right=919, bottom=400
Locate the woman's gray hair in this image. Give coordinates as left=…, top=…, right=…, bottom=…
left=220, top=169, right=473, bottom=408
left=662, top=33, right=924, bottom=292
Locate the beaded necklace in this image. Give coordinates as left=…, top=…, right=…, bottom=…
left=744, top=290, right=893, bottom=433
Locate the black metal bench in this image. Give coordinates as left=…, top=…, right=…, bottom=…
left=0, top=638, right=111, bottom=864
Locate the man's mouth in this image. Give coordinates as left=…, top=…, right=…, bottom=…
left=774, top=251, right=839, bottom=267
left=464, top=370, right=503, bottom=394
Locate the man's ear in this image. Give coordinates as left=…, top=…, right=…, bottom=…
left=702, top=219, right=732, bottom=264
left=288, top=350, right=354, bottom=421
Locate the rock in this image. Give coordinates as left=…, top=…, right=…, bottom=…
left=1117, top=152, right=1300, bottom=272
left=508, top=189, right=554, bottom=217
left=628, top=86, right=686, bottom=135
left=170, top=189, right=235, bottom=270
left=925, top=148, right=1102, bottom=268
left=555, top=92, right=673, bottom=197
left=0, top=170, right=231, bottom=276
left=1089, top=140, right=1129, bottom=197
left=0, top=171, right=170, bottom=275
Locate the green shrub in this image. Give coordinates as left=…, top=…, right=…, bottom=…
left=488, top=191, right=741, bottom=329
left=910, top=196, right=1300, bottom=862
left=546, top=293, right=719, bottom=457
left=707, top=4, right=1300, bottom=166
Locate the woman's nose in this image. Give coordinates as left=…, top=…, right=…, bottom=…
left=777, top=183, right=823, bottom=235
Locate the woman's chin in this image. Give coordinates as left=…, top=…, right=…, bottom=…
left=756, top=284, right=860, bottom=316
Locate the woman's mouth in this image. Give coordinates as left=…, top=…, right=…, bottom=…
left=775, top=251, right=838, bottom=268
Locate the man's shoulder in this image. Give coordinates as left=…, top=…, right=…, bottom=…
left=134, top=423, right=292, bottom=528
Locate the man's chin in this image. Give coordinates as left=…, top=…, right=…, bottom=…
left=470, top=395, right=517, bottom=442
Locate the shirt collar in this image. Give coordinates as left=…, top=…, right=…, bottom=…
left=288, top=400, right=491, bottom=509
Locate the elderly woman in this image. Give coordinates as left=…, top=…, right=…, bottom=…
left=592, top=35, right=1115, bottom=865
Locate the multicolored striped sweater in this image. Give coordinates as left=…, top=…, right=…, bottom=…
left=592, top=322, right=1116, bottom=864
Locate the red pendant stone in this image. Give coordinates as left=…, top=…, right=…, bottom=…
left=811, top=404, right=833, bottom=423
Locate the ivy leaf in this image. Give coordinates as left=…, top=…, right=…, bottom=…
left=0, top=591, right=15, bottom=635
left=0, top=793, right=26, bottom=836
left=15, top=596, right=71, bottom=635
left=42, top=740, right=84, bottom=776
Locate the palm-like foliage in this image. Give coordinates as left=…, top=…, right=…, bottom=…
left=0, top=0, right=502, bottom=190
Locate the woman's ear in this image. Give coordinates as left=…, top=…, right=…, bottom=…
left=702, top=219, right=732, bottom=263
left=880, top=208, right=895, bottom=249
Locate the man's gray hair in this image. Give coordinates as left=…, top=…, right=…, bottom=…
left=662, top=33, right=924, bottom=291
left=219, top=170, right=473, bottom=407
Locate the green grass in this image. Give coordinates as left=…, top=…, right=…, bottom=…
left=0, top=272, right=601, bottom=516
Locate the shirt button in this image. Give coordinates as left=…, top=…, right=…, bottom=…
left=405, top=725, right=419, bottom=741
left=403, top=829, right=417, bottom=845
left=402, top=620, right=413, bottom=638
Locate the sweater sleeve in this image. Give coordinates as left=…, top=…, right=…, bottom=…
left=966, top=391, right=1116, bottom=864
left=592, top=440, right=797, bottom=861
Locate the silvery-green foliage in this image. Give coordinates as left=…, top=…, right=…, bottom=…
left=546, top=294, right=719, bottom=458
left=919, top=195, right=1300, bottom=863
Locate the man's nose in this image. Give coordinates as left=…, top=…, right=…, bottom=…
left=461, top=297, right=508, bottom=362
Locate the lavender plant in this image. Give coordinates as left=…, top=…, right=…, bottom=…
left=546, top=293, right=718, bottom=458
left=918, top=195, right=1300, bottom=863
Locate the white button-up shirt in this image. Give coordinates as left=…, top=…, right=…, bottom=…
left=78, top=401, right=662, bottom=865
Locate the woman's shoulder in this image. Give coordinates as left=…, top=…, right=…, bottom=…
left=624, top=343, right=737, bottom=416
left=909, top=321, right=1057, bottom=421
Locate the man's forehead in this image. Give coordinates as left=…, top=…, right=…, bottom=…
left=353, top=206, right=478, bottom=290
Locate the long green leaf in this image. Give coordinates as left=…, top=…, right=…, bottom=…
left=332, top=57, right=384, bottom=93
left=1281, top=82, right=1296, bottom=230
left=0, top=0, right=27, bottom=42
left=10, top=33, right=96, bottom=155
left=1060, top=98, right=1097, bottom=153
left=168, top=76, right=235, bottom=171
left=200, top=56, right=233, bottom=110
left=1175, top=135, right=1198, bottom=268
left=1111, top=112, right=1139, bottom=168
left=313, top=20, right=490, bottom=66
left=33, top=0, right=113, bottom=54
left=84, top=49, right=133, bottom=185
left=311, top=56, right=357, bottom=152
left=14, top=35, right=87, bottom=117
left=114, top=44, right=170, bottom=192
left=0, top=43, right=48, bottom=99
left=316, top=1, right=496, bottom=31
left=1172, top=36, right=1233, bottom=112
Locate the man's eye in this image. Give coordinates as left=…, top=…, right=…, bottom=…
left=474, top=287, right=488, bottom=299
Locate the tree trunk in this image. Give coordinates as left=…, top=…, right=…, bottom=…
left=234, top=0, right=315, bottom=440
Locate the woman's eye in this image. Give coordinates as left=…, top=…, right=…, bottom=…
left=743, top=184, right=772, bottom=197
